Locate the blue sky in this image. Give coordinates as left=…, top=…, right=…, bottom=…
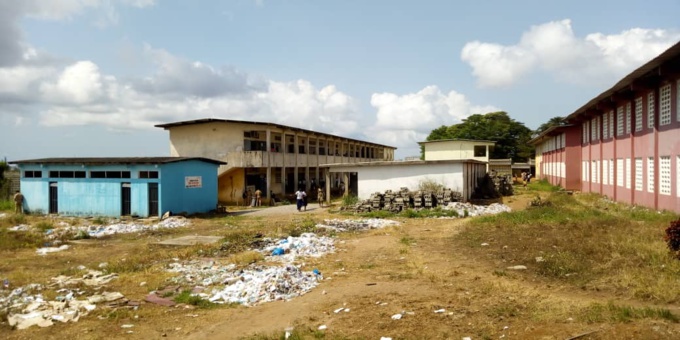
left=1, top=0, right=679, bottom=161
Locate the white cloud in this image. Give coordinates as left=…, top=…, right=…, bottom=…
left=461, top=19, right=680, bottom=88
left=40, top=61, right=104, bottom=104
left=367, top=86, right=499, bottom=149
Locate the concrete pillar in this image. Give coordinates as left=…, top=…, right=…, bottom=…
left=343, top=172, right=349, bottom=197
left=325, top=169, right=331, bottom=205
left=294, top=132, right=298, bottom=192
left=266, top=129, right=271, bottom=198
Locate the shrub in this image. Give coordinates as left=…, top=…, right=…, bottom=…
left=664, top=218, right=680, bottom=259
left=418, top=178, right=444, bottom=192
left=341, top=195, right=358, bottom=207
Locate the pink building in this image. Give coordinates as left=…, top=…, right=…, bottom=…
left=531, top=41, right=680, bottom=212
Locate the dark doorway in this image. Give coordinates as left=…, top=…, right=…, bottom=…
left=49, top=182, right=58, bottom=214
left=350, top=172, right=358, bottom=196
left=121, top=183, right=131, bottom=216
left=148, top=183, right=159, bottom=216
left=245, top=174, right=267, bottom=197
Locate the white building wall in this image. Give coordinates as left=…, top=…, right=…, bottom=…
left=423, top=141, right=492, bottom=162
left=331, top=163, right=467, bottom=200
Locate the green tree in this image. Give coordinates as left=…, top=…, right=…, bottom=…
left=535, top=116, right=566, bottom=135
left=423, top=111, right=534, bottom=161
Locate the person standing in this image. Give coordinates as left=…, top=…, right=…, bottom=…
left=295, top=188, right=307, bottom=212
left=13, top=190, right=24, bottom=214
left=254, top=189, right=262, bottom=207
left=317, top=187, right=324, bottom=208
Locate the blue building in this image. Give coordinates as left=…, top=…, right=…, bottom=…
left=9, top=157, right=225, bottom=217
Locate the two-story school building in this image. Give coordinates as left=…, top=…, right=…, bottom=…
left=9, top=157, right=224, bottom=217
left=155, top=118, right=397, bottom=204
left=531, top=40, right=680, bottom=212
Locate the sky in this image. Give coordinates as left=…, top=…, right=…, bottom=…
left=1, top=0, right=679, bottom=161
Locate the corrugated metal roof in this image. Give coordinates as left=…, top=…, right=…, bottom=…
left=321, top=159, right=487, bottom=168
left=565, top=40, right=680, bottom=122
left=155, top=118, right=396, bottom=149
left=9, top=157, right=226, bottom=166
left=417, top=138, right=496, bottom=145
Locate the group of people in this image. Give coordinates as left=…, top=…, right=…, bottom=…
left=521, top=171, right=533, bottom=188
left=294, top=187, right=325, bottom=212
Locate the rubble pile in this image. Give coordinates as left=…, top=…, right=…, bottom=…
left=259, top=233, right=336, bottom=262
left=349, top=187, right=464, bottom=213
left=316, top=218, right=400, bottom=232
left=441, top=202, right=511, bottom=216
left=1, top=270, right=125, bottom=330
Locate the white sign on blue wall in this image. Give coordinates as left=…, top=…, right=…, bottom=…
left=185, top=176, right=202, bottom=188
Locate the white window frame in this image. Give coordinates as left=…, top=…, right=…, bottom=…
left=635, top=158, right=643, bottom=191
left=603, top=113, right=609, bottom=139
left=660, top=156, right=671, bottom=195
left=603, top=159, right=609, bottom=184
left=625, top=102, right=632, bottom=134
left=634, top=97, right=643, bottom=132
left=617, top=158, right=624, bottom=187
left=648, top=157, right=655, bottom=193
left=609, top=159, right=614, bottom=186
left=660, top=84, right=672, bottom=126
left=648, top=91, right=655, bottom=129
left=617, top=106, right=624, bottom=136
left=625, top=158, right=631, bottom=189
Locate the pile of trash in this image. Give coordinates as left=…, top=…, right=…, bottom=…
left=164, top=261, right=321, bottom=306
left=1, top=270, right=126, bottom=330
left=68, top=216, right=190, bottom=238
left=163, top=218, right=397, bottom=307
left=315, top=218, right=400, bottom=232
left=206, top=265, right=321, bottom=306
left=441, top=202, right=512, bottom=217
left=260, top=233, right=336, bottom=262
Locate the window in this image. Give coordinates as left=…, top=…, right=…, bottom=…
left=582, top=122, right=588, bottom=143
left=660, top=156, right=671, bottom=195
left=244, top=140, right=267, bottom=151
left=635, top=158, right=643, bottom=191
left=647, top=157, right=655, bottom=193
left=139, top=171, right=159, bottom=179
left=616, top=106, right=624, bottom=136
left=592, top=160, right=598, bottom=184
left=625, top=103, right=631, bottom=134
left=309, top=139, right=317, bottom=155
left=603, top=113, right=609, bottom=138
left=634, top=97, right=643, bottom=132
left=660, top=84, right=672, bottom=126
left=648, top=92, right=655, bottom=129
left=474, top=145, right=487, bottom=157
left=608, top=111, right=614, bottom=138
left=591, top=118, right=596, bottom=141
left=318, top=140, right=326, bottom=155
left=583, top=161, right=589, bottom=182
left=603, top=160, right=609, bottom=184
left=677, top=80, right=680, bottom=122
left=23, top=170, right=42, bottom=178
left=625, top=158, right=631, bottom=189
left=49, top=171, right=85, bottom=178
left=90, top=171, right=131, bottom=179
left=609, top=159, right=614, bottom=186
left=677, top=156, right=680, bottom=197
left=616, top=158, right=624, bottom=187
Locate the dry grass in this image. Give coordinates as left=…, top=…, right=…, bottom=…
left=456, top=187, right=680, bottom=303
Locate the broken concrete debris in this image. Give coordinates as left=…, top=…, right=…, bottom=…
left=259, top=233, right=335, bottom=262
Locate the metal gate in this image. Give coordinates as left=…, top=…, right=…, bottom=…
left=148, top=183, right=158, bottom=216
left=121, top=183, right=131, bottom=216
left=49, top=182, right=58, bottom=214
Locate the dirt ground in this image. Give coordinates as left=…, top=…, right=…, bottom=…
left=3, top=194, right=680, bottom=339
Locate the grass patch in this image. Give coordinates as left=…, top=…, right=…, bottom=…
left=399, top=236, right=415, bottom=246
left=580, top=302, right=678, bottom=323
left=173, top=290, right=220, bottom=309
left=0, top=228, right=46, bottom=250
left=455, top=191, right=680, bottom=302
left=527, top=179, right=562, bottom=192
left=400, top=207, right=459, bottom=218
left=34, top=221, right=54, bottom=232
left=341, top=195, right=359, bottom=207
left=0, top=200, right=14, bottom=211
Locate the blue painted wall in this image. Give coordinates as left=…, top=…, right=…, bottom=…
left=17, top=161, right=219, bottom=217
left=159, top=160, right=219, bottom=214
